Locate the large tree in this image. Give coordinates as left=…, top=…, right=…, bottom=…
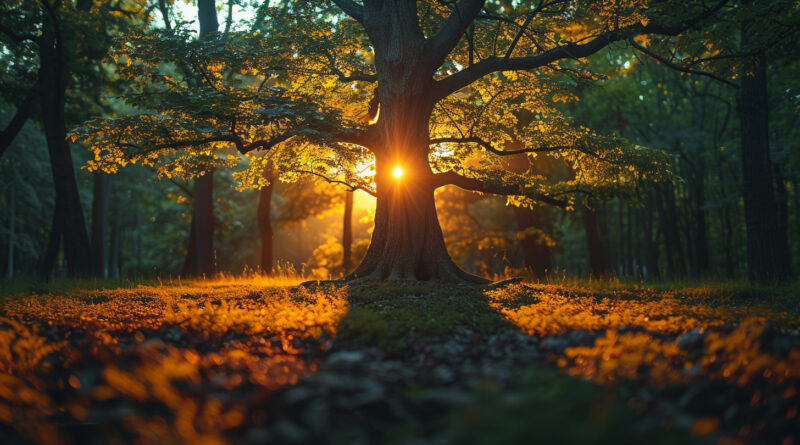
left=76, top=0, right=727, bottom=282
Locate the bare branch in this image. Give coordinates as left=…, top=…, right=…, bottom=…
left=630, top=40, right=739, bottom=89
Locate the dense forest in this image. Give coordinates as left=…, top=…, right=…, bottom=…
left=1, top=0, right=797, bottom=285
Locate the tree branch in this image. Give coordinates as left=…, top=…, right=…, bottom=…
left=117, top=130, right=299, bottom=155
left=0, top=24, right=40, bottom=44
left=429, top=136, right=573, bottom=155
left=331, top=0, right=364, bottom=24
left=291, top=168, right=376, bottom=196
left=331, top=66, right=377, bottom=82
left=0, top=101, right=31, bottom=158
left=433, top=0, right=729, bottom=100
left=630, top=40, right=739, bottom=89
left=432, top=170, right=569, bottom=207
left=425, top=0, right=486, bottom=70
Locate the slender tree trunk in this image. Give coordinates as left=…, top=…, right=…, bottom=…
left=692, top=160, right=709, bottom=276
left=181, top=218, right=197, bottom=276
left=513, top=206, right=551, bottom=278
left=582, top=201, right=610, bottom=276
left=773, top=162, right=792, bottom=275
left=38, top=20, right=92, bottom=278
left=91, top=172, right=109, bottom=278
left=135, top=211, right=142, bottom=273
left=642, top=202, right=659, bottom=278
left=738, top=33, right=787, bottom=282
left=342, top=190, right=354, bottom=273
left=257, top=171, right=275, bottom=275
left=6, top=181, right=14, bottom=278
left=625, top=205, right=633, bottom=276
left=181, top=0, right=218, bottom=277
left=108, top=210, right=120, bottom=279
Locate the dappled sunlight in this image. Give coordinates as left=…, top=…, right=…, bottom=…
left=0, top=280, right=350, bottom=444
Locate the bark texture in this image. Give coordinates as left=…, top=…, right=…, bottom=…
left=38, top=13, right=92, bottom=278
left=258, top=171, right=274, bottom=275
left=738, top=23, right=789, bottom=282
left=342, top=191, right=353, bottom=273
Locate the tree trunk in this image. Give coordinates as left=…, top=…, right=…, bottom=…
left=738, top=34, right=788, bottom=282
left=108, top=209, right=120, bottom=279
left=180, top=0, right=218, bottom=278
left=181, top=217, right=197, bottom=276
left=773, top=162, right=792, bottom=276
left=582, top=202, right=611, bottom=277
left=257, top=171, right=275, bottom=275
left=512, top=206, right=551, bottom=278
left=6, top=181, right=14, bottom=278
left=348, top=152, right=485, bottom=283
left=38, top=19, right=92, bottom=278
left=183, top=172, right=215, bottom=276
left=342, top=190, right=354, bottom=273
left=91, top=171, right=109, bottom=278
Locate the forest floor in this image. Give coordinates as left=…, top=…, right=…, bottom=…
left=0, top=277, right=799, bottom=445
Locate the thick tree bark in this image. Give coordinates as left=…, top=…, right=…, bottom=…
left=343, top=9, right=487, bottom=282
left=187, top=171, right=215, bottom=276
left=38, top=17, right=92, bottom=278
left=342, top=190, right=354, bottom=273
left=257, top=171, right=275, bottom=275
left=738, top=37, right=788, bottom=282
left=582, top=202, right=611, bottom=277
left=91, top=172, right=109, bottom=278
left=347, top=149, right=485, bottom=283
left=181, top=217, right=197, bottom=276
left=512, top=206, right=551, bottom=278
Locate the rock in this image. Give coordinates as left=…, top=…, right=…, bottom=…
left=164, top=327, right=184, bottom=342
left=420, top=388, right=472, bottom=406
left=244, top=427, right=273, bottom=444
left=324, top=350, right=366, bottom=370
left=677, top=328, right=706, bottom=350
left=273, top=420, right=309, bottom=442
left=284, top=386, right=315, bottom=404
left=432, top=365, right=454, bottom=383
left=541, top=336, right=570, bottom=352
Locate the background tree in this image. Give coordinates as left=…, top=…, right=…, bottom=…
left=0, top=0, right=152, bottom=277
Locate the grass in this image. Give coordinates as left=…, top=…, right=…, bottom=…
left=0, top=276, right=798, bottom=444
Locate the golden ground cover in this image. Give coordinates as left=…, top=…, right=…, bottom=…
left=487, top=283, right=800, bottom=443
left=0, top=279, right=798, bottom=444
left=0, top=279, right=348, bottom=444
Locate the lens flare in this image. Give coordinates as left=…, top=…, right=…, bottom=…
left=393, top=166, right=404, bottom=179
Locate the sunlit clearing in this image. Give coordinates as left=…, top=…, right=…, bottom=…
left=393, top=166, right=404, bottom=179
